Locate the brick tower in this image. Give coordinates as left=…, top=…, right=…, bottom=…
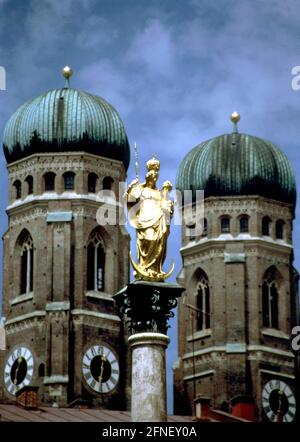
left=0, top=67, right=130, bottom=408
left=174, top=113, right=299, bottom=422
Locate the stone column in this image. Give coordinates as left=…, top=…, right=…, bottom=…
left=129, top=332, right=170, bottom=422
left=114, top=280, right=184, bottom=423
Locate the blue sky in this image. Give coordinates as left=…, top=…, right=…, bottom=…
left=0, top=0, right=300, bottom=414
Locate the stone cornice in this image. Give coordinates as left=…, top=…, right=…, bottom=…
left=259, top=369, right=295, bottom=380
left=181, top=236, right=292, bottom=256
left=187, top=328, right=212, bottom=342
left=5, top=310, right=46, bottom=326
left=183, top=251, right=290, bottom=268
left=179, top=195, right=293, bottom=213
left=71, top=309, right=120, bottom=322
left=5, top=311, right=46, bottom=335
left=183, top=369, right=215, bottom=381
left=182, top=345, right=226, bottom=359
left=86, top=291, right=115, bottom=303
left=182, top=344, right=294, bottom=360
left=46, top=301, right=70, bottom=311
left=7, top=151, right=125, bottom=178
left=247, top=345, right=294, bottom=358
left=7, top=192, right=122, bottom=212
left=44, top=375, right=69, bottom=385
left=7, top=203, right=125, bottom=227
left=8, top=206, right=48, bottom=226
left=261, top=328, right=290, bottom=340
left=11, top=292, right=34, bottom=306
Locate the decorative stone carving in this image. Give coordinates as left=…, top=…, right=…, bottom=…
left=53, top=223, right=65, bottom=234
left=9, top=208, right=47, bottom=226
left=114, top=281, right=184, bottom=334
left=8, top=153, right=123, bottom=180
left=5, top=316, right=45, bottom=335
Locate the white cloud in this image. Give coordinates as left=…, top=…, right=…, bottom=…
left=76, top=16, right=119, bottom=49
left=126, top=19, right=176, bottom=78
left=76, top=59, right=131, bottom=117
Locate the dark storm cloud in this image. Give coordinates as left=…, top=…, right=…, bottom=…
left=0, top=0, right=300, bottom=412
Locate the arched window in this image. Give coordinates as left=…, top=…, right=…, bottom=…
left=44, top=172, right=56, bottom=191
left=13, top=180, right=22, bottom=199
left=38, top=363, right=45, bottom=377
left=186, top=222, right=196, bottom=241
left=240, top=215, right=249, bottom=233
left=87, top=230, right=105, bottom=292
left=221, top=216, right=230, bottom=233
left=262, top=268, right=279, bottom=329
left=88, top=173, right=98, bottom=193
left=196, top=273, right=210, bottom=330
left=103, top=176, right=114, bottom=191
left=19, top=232, right=34, bottom=294
left=262, top=216, right=272, bottom=236
left=276, top=220, right=284, bottom=239
left=202, top=218, right=207, bottom=237
left=64, top=172, right=75, bottom=191
left=25, top=175, right=33, bottom=195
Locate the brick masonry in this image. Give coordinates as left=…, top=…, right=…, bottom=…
left=174, top=195, right=299, bottom=420
left=0, top=152, right=131, bottom=409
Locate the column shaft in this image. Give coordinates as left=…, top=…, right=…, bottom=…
left=129, top=332, right=170, bottom=422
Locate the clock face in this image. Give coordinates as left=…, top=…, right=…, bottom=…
left=82, top=345, right=120, bottom=394
left=4, top=346, right=34, bottom=396
left=262, top=379, right=296, bottom=422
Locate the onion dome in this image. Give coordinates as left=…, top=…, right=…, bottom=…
left=176, top=113, right=296, bottom=207
left=3, top=66, right=130, bottom=169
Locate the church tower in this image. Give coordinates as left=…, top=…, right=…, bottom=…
left=174, top=114, right=299, bottom=422
left=0, top=67, right=130, bottom=408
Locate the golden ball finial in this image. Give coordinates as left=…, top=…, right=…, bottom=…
left=62, top=66, right=73, bottom=79
left=230, top=111, right=240, bottom=123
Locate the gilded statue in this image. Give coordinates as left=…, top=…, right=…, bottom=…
left=125, top=156, right=174, bottom=282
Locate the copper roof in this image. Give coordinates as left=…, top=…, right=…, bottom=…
left=3, top=87, right=130, bottom=168
left=176, top=132, right=296, bottom=207
left=0, top=404, right=194, bottom=422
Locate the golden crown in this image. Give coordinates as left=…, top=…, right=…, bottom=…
left=146, top=156, right=160, bottom=172
left=162, top=180, right=172, bottom=191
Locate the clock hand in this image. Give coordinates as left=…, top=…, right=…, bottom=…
left=98, top=355, right=106, bottom=383
left=99, top=362, right=104, bottom=383
left=13, top=357, right=23, bottom=385
left=275, top=390, right=284, bottom=422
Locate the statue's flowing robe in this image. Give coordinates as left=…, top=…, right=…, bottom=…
left=127, top=184, right=170, bottom=274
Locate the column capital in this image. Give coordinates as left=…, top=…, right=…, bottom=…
left=128, top=332, right=170, bottom=348
left=113, top=280, right=185, bottom=334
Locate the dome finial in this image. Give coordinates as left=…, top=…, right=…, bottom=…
left=62, top=66, right=73, bottom=88
left=230, top=111, right=240, bottom=133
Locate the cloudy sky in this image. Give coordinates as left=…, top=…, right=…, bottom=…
left=0, top=0, right=300, bottom=413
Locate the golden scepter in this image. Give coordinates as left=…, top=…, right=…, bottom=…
left=134, top=142, right=139, bottom=180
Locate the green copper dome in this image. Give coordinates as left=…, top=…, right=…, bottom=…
left=176, top=132, right=296, bottom=207
left=3, top=86, right=130, bottom=169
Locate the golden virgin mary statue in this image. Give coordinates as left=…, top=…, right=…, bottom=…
left=125, top=157, right=174, bottom=282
